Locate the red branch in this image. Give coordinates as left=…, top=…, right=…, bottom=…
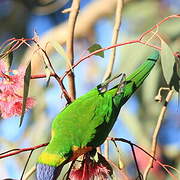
left=60, top=14, right=180, bottom=81
left=31, top=73, right=55, bottom=79
left=139, top=14, right=180, bottom=41
left=32, top=39, right=73, bottom=104
left=0, top=38, right=33, bottom=59
left=29, top=39, right=160, bottom=80
left=0, top=143, right=48, bottom=159
left=107, top=137, right=179, bottom=180
left=61, top=39, right=160, bottom=81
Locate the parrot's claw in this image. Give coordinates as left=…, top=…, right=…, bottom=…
left=116, top=73, right=126, bottom=95
left=97, top=73, right=124, bottom=93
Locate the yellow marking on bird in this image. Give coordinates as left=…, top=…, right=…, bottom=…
left=38, top=152, right=66, bottom=166
left=70, top=146, right=93, bottom=160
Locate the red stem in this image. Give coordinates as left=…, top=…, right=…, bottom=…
left=61, top=39, right=161, bottom=81
left=0, top=143, right=48, bottom=159
left=139, top=14, right=180, bottom=41
left=31, top=73, right=55, bottom=79
left=60, top=14, right=180, bottom=81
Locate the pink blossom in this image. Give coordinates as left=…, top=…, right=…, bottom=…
left=69, top=154, right=112, bottom=180
left=0, top=61, right=35, bottom=119
left=0, top=60, right=6, bottom=71
left=0, top=65, right=25, bottom=92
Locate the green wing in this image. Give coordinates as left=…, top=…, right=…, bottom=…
left=50, top=87, right=115, bottom=154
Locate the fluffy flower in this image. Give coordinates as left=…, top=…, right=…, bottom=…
left=0, top=61, right=35, bottom=119
left=0, top=66, right=25, bottom=92
left=69, top=153, right=112, bottom=180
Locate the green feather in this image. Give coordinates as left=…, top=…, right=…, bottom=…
left=37, top=51, right=159, bottom=169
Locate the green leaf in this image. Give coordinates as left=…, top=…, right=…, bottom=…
left=160, top=39, right=176, bottom=85
left=88, top=43, right=104, bottom=58
left=8, top=51, right=13, bottom=69
left=0, top=43, right=14, bottom=70
left=169, top=62, right=180, bottom=93
left=19, top=62, right=31, bottom=127
left=4, top=50, right=13, bottom=70
left=51, top=41, right=74, bottom=70
left=120, top=45, right=151, bottom=72
left=51, top=41, right=68, bottom=61
left=45, top=65, right=51, bottom=87
left=176, top=54, right=180, bottom=78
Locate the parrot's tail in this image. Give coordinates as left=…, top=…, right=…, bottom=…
left=125, top=50, right=159, bottom=88
left=36, top=163, right=64, bottom=180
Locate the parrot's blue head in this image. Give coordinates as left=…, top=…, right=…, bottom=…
left=36, top=163, right=62, bottom=180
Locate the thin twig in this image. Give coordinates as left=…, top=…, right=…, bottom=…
left=103, top=0, right=123, bottom=161
left=104, top=140, right=109, bottom=159
left=20, top=150, right=34, bottom=180
left=30, top=73, right=56, bottom=79
left=65, top=160, right=76, bottom=180
left=96, top=146, right=102, bottom=154
left=139, top=14, right=180, bottom=41
left=33, top=40, right=72, bottom=103
left=129, top=143, right=143, bottom=180
left=0, top=38, right=32, bottom=59
left=0, top=143, right=48, bottom=159
left=143, top=89, right=174, bottom=179
left=0, top=148, right=20, bottom=156
left=111, top=137, right=143, bottom=179
left=157, top=162, right=179, bottom=180
left=106, top=158, right=130, bottom=180
left=107, top=137, right=179, bottom=179
left=23, top=165, right=36, bottom=180
left=107, top=137, right=157, bottom=161
left=61, top=39, right=160, bottom=81
left=66, top=0, right=80, bottom=101
left=103, top=0, right=124, bottom=82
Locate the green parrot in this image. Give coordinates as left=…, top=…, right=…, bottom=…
left=36, top=51, right=159, bottom=180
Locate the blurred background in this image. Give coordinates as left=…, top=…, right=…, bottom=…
left=0, top=0, right=179, bottom=179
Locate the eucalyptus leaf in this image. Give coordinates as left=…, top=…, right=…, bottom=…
left=169, top=54, right=179, bottom=105
left=19, top=62, right=31, bottom=127
left=160, top=39, right=175, bottom=85
left=88, top=43, right=104, bottom=58
left=0, top=43, right=14, bottom=70
left=169, top=63, right=180, bottom=93
left=8, top=51, right=13, bottom=69
left=51, top=41, right=68, bottom=61
left=45, top=66, right=51, bottom=87
left=176, top=55, right=180, bottom=78
left=50, top=41, right=74, bottom=70
left=119, top=45, right=151, bottom=73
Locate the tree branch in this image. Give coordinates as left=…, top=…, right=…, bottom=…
left=103, top=0, right=124, bottom=82
left=23, top=165, right=36, bottom=180
left=65, top=0, right=80, bottom=101
left=0, top=143, right=48, bottom=159
left=143, top=89, right=174, bottom=179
